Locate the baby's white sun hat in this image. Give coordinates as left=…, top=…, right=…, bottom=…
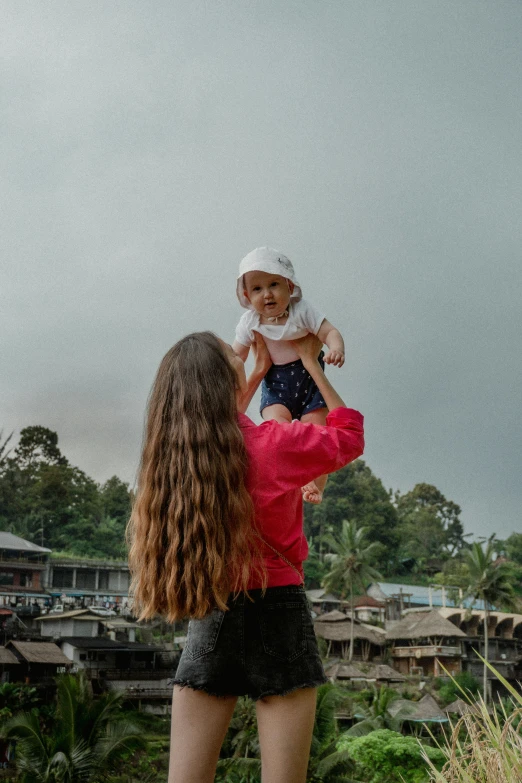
left=236, top=247, right=303, bottom=309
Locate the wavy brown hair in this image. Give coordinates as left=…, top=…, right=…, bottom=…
left=127, top=331, right=265, bottom=621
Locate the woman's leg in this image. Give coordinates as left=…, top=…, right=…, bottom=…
left=255, top=687, right=317, bottom=783
left=168, top=686, right=237, bottom=783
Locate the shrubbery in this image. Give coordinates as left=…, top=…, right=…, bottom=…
left=338, top=729, right=445, bottom=783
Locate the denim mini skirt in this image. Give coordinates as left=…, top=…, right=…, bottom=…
left=172, top=585, right=327, bottom=700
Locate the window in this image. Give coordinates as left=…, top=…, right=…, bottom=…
left=98, top=571, right=109, bottom=590
left=0, top=572, right=14, bottom=586
left=19, top=572, right=33, bottom=588
left=76, top=570, right=96, bottom=589
left=53, top=569, right=74, bottom=588
left=79, top=654, right=87, bottom=661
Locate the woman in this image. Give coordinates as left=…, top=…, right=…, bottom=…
left=128, top=331, right=364, bottom=783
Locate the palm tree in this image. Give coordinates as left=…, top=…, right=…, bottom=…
left=322, top=520, right=382, bottom=662
left=464, top=536, right=515, bottom=705
left=345, top=685, right=412, bottom=737
left=1, top=672, right=145, bottom=782
left=306, top=683, right=358, bottom=782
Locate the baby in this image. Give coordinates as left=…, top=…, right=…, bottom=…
left=233, top=247, right=345, bottom=504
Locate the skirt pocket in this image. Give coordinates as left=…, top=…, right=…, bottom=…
left=259, top=602, right=307, bottom=662
left=185, top=608, right=225, bottom=661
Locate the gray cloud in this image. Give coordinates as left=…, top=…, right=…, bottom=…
left=2, top=1, right=521, bottom=538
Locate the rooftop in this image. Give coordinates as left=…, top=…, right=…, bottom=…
left=325, top=661, right=407, bottom=682
left=7, top=640, right=72, bottom=665
left=59, top=637, right=161, bottom=652
left=0, top=531, right=51, bottom=554
left=388, top=694, right=448, bottom=723
left=0, top=647, right=20, bottom=665
left=368, top=582, right=486, bottom=610
left=37, top=608, right=104, bottom=622
left=314, top=615, right=385, bottom=646
left=386, top=610, right=466, bottom=641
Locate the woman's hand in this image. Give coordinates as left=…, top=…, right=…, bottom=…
left=251, top=332, right=272, bottom=377
left=293, top=333, right=323, bottom=368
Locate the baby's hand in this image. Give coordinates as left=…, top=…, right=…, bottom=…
left=324, top=349, right=345, bottom=367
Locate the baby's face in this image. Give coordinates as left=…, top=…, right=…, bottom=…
left=243, top=271, right=293, bottom=317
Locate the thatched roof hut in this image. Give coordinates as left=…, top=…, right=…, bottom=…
left=389, top=694, right=448, bottom=723
left=326, top=661, right=406, bottom=685
left=386, top=610, right=466, bottom=641
left=314, top=612, right=385, bottom=661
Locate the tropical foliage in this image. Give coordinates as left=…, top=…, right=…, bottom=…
left=345, top=685, right=411, bottom=736
left=425, top=659, right=522, bottom=783
left=0, top=672, right=145, bottom=783
left=338, top=729, right=445, bottom=783
left=463, top=536, right=515, bottom=703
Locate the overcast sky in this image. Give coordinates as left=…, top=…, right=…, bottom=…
left=2, top=1, right=521, bottom=540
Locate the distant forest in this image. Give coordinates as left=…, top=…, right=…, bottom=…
left=1, top=426, right=522, bottom=597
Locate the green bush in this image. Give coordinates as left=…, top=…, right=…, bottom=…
left=338, top=729, right=445, bottom=783
left=436, top=671, right=481, bottom=706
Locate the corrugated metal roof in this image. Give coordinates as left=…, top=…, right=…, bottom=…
left=0, top=531, right=51, bottom=554
left=368, top=582, right=487, bottom=610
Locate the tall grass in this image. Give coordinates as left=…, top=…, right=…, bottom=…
left=425, top=656, right=522, bottom=782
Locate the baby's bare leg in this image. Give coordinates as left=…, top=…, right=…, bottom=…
left=262, top=404, right=293, bottom=423
left=300, top=407, right=329, bottom=504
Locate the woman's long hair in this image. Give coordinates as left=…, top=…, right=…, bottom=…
left=127, top=332, right=264, bottom=621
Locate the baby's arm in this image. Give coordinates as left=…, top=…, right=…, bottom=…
left=317, top=319, right=345, bottom=367
left=232, top=340, right=250, bottom=362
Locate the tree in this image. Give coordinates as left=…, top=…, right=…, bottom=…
left=395, top=483, right=468, bottom=573
left=0, top=430, right=13, bottom=469
left=464, top=536, right=516, bottom=705
left=345, top=686, right=411, bottom=737
left=504, top=533, right=522, bottom=567
left=306, top=683, right=357, bottom=782
left=322, top=521, right=382, bottom=662
left=15, top=426, right=67, bottom=472
left=1, top=672, right=145, bottom=783
left=304, top=461, right=399, bottom=575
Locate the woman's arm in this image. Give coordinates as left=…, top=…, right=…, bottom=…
left=236, top=333, right=272, bottom=414
left=293, top=333, right=346, bottom=411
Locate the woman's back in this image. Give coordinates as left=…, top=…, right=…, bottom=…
left=239, top=406, right=364, bottom=588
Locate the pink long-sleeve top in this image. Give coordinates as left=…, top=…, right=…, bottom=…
left=239, top=406, right=365, bottom=589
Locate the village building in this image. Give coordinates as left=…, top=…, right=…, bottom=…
left=313, top=610, right=386, bottom=661
left=347, top=595, right=386, bottom=624
left=36, top=607, right=108, bottom=638
left=435, top=606, right=522, bottom=689
left=5, top=640, right=72, bottom=683
left=47, top=555, right=130, bottom=609
left=0, top=645, right=20, bottom=682
left=324, top=660, right=407, bottom=688
left=305, top=589, right=341, bottom=615
left=386, top=609, right=466, bottom=677
left=57, top=637, right=174, bottom=714
left=367, top=581, right=483, bottom=621
left=0, top=532, right=51, bottom=614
